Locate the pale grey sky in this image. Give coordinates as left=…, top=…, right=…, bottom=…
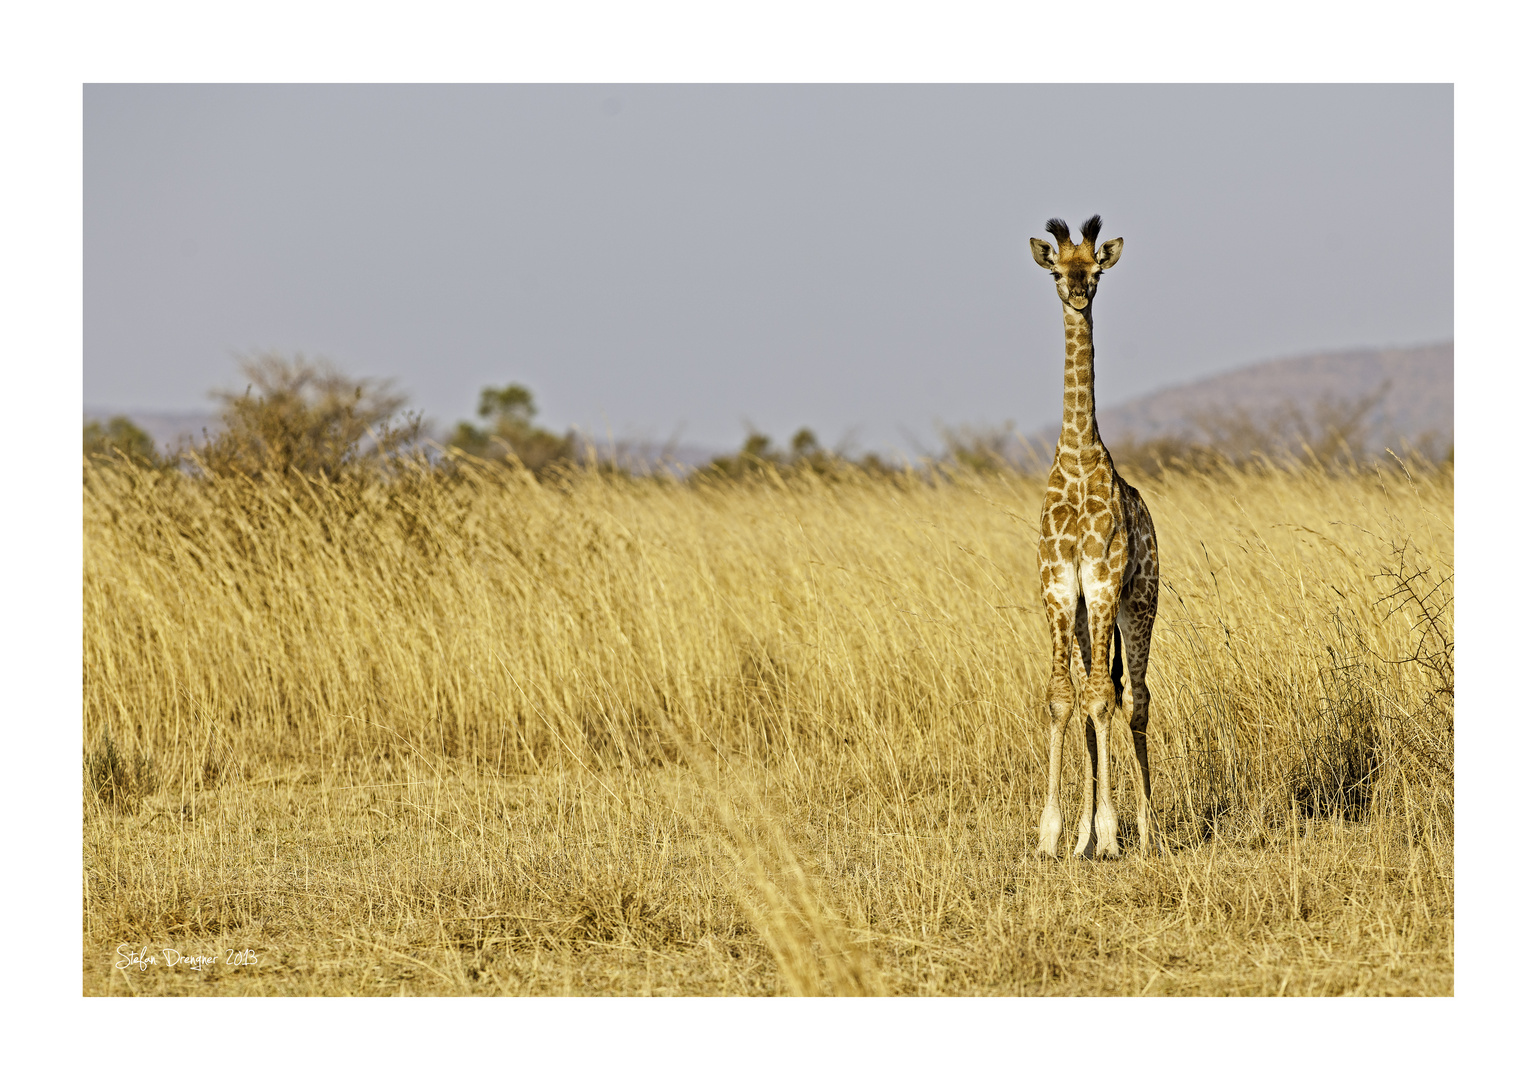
left=84, top=84, right=1451, bottom=453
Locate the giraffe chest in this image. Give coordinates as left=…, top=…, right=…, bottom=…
left=1038, top=476, right=1126, bottom=565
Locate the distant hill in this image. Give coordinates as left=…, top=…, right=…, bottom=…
left=1028, top=342, right=1452, bottom=460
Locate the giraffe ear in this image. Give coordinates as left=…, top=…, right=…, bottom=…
left=1029, top=238, right=1057, bottom=269
left=1096, top=238, right=1124, bottom=269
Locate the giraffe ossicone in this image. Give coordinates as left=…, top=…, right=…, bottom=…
left=1029, top=215, right=1161, bottom=859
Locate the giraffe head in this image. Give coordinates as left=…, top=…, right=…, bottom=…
left=1029, top=215, right=1123, bottom=311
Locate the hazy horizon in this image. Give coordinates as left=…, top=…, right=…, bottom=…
left=85, top=85, right=1452, bottom=454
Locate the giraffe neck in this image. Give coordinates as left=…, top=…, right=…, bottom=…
left=1057, top=305, right=1105, bottom=461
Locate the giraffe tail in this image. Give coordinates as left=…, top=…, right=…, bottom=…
left=1110, top=624, right=1124, bottom=708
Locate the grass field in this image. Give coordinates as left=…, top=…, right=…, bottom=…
left=82, top=455, right=1452, bottom=995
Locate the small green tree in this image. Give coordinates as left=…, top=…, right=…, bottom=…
left=197, top=353, right=420, bottom=478
left=707, top=430, right=779, bottom=479
left=705, top=426, right=879, bottom=480
left=83, top=416, right=162, bottom=467
left=447, top=383, right=573, bottom=475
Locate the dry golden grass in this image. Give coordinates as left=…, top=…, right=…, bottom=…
left=83, top=456, right=1452, bottom=995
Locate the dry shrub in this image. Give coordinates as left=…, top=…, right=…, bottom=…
left=194, top=352, right=421, bottom=479
left=84, top=730, right=156, bottom=814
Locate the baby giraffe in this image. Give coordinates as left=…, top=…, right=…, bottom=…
left=1029, top=215, right=1160, bottom=859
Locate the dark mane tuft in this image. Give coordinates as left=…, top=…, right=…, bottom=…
left=1080, top=214, right=1103, bottom=247
left=1044, top=218, right=1071, bottom=245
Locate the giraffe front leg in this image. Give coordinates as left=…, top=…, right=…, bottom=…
left=1090, top=698, right=1120, bottom=858
left=1036, top=587, right=1079, bottom=859
left=1073, top=714, right=1098, bottom=858
left=1036, top=692, right=1069, bottom=858
left=1081, top=583, right=1122, bottom=859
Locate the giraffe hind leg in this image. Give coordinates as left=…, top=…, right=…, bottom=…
left=1071, top=594, right=1098, bottom=859
left=1119, top=582, right=1160, bottom=855
left=1111, top=623, right=1123, bottom=710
